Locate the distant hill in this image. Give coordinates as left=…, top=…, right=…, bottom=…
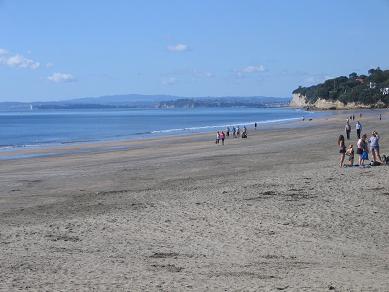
left=66, top=94, right=178, bottom=105
left=291, top=67, right=389, bottom=109
left=0, top=94, right=289, bottom=111
left=158, top=97, right=290, bottom=109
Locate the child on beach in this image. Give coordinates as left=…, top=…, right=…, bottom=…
left=338, top=135, right=346, bottom=167
left=345, top=144, right=354, bottom=167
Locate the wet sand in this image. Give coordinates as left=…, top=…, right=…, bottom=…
left=1, top=111, right=388, bottom=291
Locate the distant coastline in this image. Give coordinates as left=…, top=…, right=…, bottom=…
left=0, top=95, right=290, bottom=111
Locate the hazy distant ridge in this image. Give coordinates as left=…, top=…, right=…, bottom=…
left=0, top=94, right=289, bottom=110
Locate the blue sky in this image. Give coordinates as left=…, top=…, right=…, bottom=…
left=1, top=0, right=389, bottom=102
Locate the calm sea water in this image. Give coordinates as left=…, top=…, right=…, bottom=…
left=0, top=107, right=319, bottom=150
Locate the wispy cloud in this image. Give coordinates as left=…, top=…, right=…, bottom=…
left=0, top=48, right=40, bottom=69
left=193, top=70, right=214, bottom=78
left=162, top=77, right=177, bottom=85
left=239, top=65, right=265, bottom=74
left=167, top=43, right=189, bottom=52
left=48, top=72, right=76, bottom=83
left=46, top=62, right=54, bottom=68
left=303, top=74, right=333, bottom=84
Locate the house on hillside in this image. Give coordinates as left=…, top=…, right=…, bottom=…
left=380, top=87, right=389, bottom=95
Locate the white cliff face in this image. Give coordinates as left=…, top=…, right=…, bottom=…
left=289, top=93, right=373, bottom=109
left=290, top=93, right=309, bottom=107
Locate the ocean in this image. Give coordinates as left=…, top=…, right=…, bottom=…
left=0, top=107, right=320, bottom=151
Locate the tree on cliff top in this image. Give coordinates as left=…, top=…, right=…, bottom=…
left=293, top=68, right=389, bottom=106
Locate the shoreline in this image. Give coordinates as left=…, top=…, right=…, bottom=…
left=0, top=112, right=325, bottom=160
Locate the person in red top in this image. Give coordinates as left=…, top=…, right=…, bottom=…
left=220, top=131, right=225, bottom=145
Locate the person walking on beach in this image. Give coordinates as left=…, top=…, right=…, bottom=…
left=345, top=121, right=351, bottom=140
left=357, top=134, right=368, bottom=167
left=236, top=126, right=240, bottom=138
left=216, top=131, right=220, bottom=144
left=352, top=114, right=355, bottom=121
left=220, top=131, right=225, bottom=145
left=368, top=131, right=382, bottom=163
left=356, top=121, right=362, bottom=139
left=379, top=114, right=382, bottom=120
left=232, top=126, right=236, bottom=138
left=226, top=127, right=230, bottom=137
left=338, top=135, right=346, bottom=167
left=254, top=122, right=257, bottom=130
left=242, top=126, right=247, bottom=138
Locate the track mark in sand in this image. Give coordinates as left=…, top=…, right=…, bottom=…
left=50, top=246, right=84, bottom=253
left=369, top=187, right=385, bottom=191
left=149, top=252, right=179, bottom=259
left=150, top=264, right=183, bottom=273
left=244, top=190, right=278, bottom=201
left=244, top=190, right=315, bottom=202
left=45, top=234, right=81, bottom=242
left=212, top=271, right=278, bottom=279
left=285, top=192, right=316, bottom=201
left=288, top=188, right=303, bottom=192
left=276, top=285, right=289, bottom=290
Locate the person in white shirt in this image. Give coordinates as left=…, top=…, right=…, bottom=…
left=345, top=122, right=351, bottom=140
left=356, top=121, right=362, bottom=139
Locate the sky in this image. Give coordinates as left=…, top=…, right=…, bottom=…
left=1, top=0, right=389, bottom=102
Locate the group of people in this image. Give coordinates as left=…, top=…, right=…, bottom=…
left=216, top=125, right=250, bottom=145
left=339, top=114, right=383, bottom=168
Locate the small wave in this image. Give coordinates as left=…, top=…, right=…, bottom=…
left=149, top=117, right=303, bottom=135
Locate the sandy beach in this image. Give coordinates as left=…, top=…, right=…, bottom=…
left=1, top=110, right=389, bottom=291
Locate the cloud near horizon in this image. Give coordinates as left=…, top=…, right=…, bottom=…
left=48, top=72, right=76, bottom=83
left=161, top=76, right=177, bottom=85
left=0, top=48, right=40, bottom=69
left=167, top=43, right=189, bottom=52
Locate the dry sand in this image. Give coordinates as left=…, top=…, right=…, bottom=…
left=1, top=111, right=389, bottom=291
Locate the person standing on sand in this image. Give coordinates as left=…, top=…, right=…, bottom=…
left=356, top=121, right=362, bottom=139
left=357, top=134, right=368, bottom=166
left=379, top=114, right=382, bottom=120
left=338, top=135, right=346, bottom=167
left=226, top=127, right=230, bottom=137
left=346, top=144, right=354, bottom=167
left=345, top=121, right=351, bottom=140
left=232, top=126, right=236, bottom=138
left=220, top=131, right=225, bottom=145
left=216, top=131, right=220, bottom=144
left=368, top=131, right=382, bottom=163
left=237, top=126, right=240, bottom=138
left=254, top=122, right=257, bottom=130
